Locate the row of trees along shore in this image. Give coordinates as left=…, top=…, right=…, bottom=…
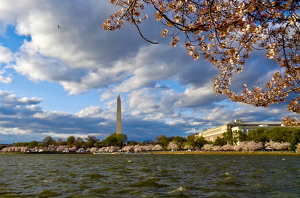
left=1, top=127, right=300, bottom=153
left=150, top=127, right=300, bottom=152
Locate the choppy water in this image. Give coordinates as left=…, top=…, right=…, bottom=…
left=0, top=154, right=299, bottom=197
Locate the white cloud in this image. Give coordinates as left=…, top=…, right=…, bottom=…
left=128, top=88, right=159, bottom=111
left=166, top=119, right=186, bottom=125
left=0, top=76, right=13, bottom=83
left=100, top=91, right=115, bottom=101
left=0, top=45, right=12, bottom=63
left=18, top=97, right=42, bottom=104
left=0, top=127, right=32, bottom=135
left=174, top=85, right=222, bottom=107
left=76, top=106, right=102, bottom=118
left=114, top=45, right=186, bottom=93
left=32, top=111, right=70, bottom=119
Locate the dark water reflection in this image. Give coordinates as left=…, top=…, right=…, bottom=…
left=0, top=154, right=299, bottom=197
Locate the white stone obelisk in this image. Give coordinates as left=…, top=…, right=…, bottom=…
left=116, top=95, right=122, bottom=134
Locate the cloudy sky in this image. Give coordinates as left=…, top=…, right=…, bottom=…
left=0, top=0, right=297, bottom=143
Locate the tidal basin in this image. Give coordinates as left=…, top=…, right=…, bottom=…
left=0, top=154, right=299, bottom=197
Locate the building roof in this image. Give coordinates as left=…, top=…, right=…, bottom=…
left=198, top=120, right=283, bottom=134
left=228, top=121, right=283, bottom=125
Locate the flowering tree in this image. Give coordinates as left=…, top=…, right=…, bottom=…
left=265, top=141, right=290, bottom=150
left=103, top=0, right=300, bottom=125
left=183, top=142, right=194, bottom=150
left=90, top=147, right=98, bottom=153
left=221, top=144, right=234, bottom=151
left=167, top=141, right=179, bottom=150
left=143, top=144, right=154, bottom=151
left=202, top=144, right=214, bottom=151
left=121, top=145, right=135, bottom=152
left=296, top=143, right=300, bottom=152
left=151, top=144, right=164, bottom=151
left=134, top=145, right=142, bottom=152
left=233, top=141, right=263, bottom=151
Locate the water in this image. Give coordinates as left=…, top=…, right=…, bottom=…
left=0, top=154, right=299, bottom=197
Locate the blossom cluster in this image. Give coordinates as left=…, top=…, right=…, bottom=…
left=202, top=141, right=291, bottom=152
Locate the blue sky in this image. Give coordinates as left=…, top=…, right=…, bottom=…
left=0, top=0, right=297, bottom=143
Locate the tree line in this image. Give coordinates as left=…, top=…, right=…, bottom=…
left=218, top=127, right=300, bottom=150
left=13, top=133, right=128, bottom=149
left=8, top=127, right=300, bottom=152
left=155, top=127, right=300, bottom=152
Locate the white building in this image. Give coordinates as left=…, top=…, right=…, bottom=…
left=197, top=119, right=283, bottom=142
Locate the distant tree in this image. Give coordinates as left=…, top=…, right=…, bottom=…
left=116, top=134, right=127, bottom=148
left=37, top=143, right=45, bottom=148
left=289, top=140, right=297, bottom=151
left=134, top=145, right=142, bottom=153
left=265, top=141, right=290, bottom=151
left=103, top=133, right=119, bottom=146
left=167, top=141, right=178, bottom=151
left=128, top=141, right=138, bottom=146
left=143, top=139, right=152, bottom=144
left=28, top=141, right=39, bottom=149
left=173, top=136, right=187, bottom=150
left=74, top=137, right=85, bottom=148
left=121, top=145, right=134, bottom=153
left=155, top=134, right=169, bottom=150
left=202, top=144, right=214, bottom=151
left=247, top=128, right=268, bottom=143
left=221, top=144, right=234, bottom=151
left=152, top=144, right=164, bottom=151
left=167, top=136, right=174, bottom=142
left=223, top=130, right=233, bottom=145
left=67, top=136, right=76, bottom=146
left=296, top=143, right=300, bottom=153
left=214, top=137, right=226, bottom=146
left=95, top=141, right=103, bottom=148
left=194, top=136, right=208, bottom=149
left=267, top=127, right=289, bottom=142
left=183, top=142, right=194, bottom=150
left=232, top=130, right=247, bottom=145
left=42, top=136, right=56, bottom=147
left=236, top=141, right=264, bottom=152
left=14, top=142, right=29, bottom=147
left=291, top=127, right=300, bottom=143
left=57, top=138, right=67, bottom=146
left=85, top=135, right=99, bottom=145
left=184, top=135, right=197, bottom=149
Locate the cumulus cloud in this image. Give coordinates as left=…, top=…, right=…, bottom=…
left=18, top=97, right=42, bottom=104
left=76, top=106, right=103, bottom=118
left=0, top=45, right=12, bottom=63
left=100, top=91, right=115, bottom=101
left=173, top=85, right=225, bottom=108
left=0, top=76, right=13, bottom=83
left=0, top=90, right=42, bottom=108
left=0, top=127, right=33, bottom=135
left=0, top=45, right=13, bottom=84
left=114, top=45, right=186, bottom=92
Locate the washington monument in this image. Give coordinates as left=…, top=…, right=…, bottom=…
left=116, top=95, right=122, bottom=134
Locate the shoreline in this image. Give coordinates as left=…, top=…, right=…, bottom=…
left=1, top=151, right=300, bottom=156
left=149, top=151, right=300, bottom=156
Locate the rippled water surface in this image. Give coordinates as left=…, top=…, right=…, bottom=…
left=0, top=154, right=299, bottom=197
